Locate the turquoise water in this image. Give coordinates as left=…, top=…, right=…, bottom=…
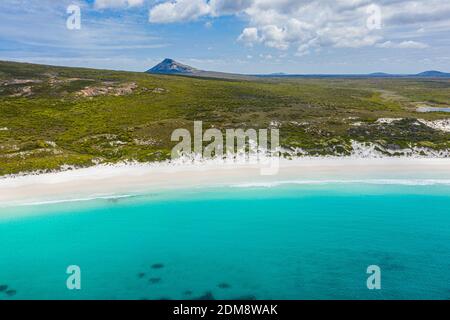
left=0, top=183, right=449, bottom=300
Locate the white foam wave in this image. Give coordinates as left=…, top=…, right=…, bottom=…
left=232, top=179, right=450, bottom=188
left=12, top=194, right=135, bottom=207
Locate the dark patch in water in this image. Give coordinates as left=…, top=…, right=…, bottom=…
left=382, top=263, right=406, bottom=271
left=5, top=290, right=17, bottom=297
left=233, top=295, right=256, bottom=300
left=0, top=285, right=8, bottom=292
left=194, top=291, right=215, bottom=300
left=218, top=283, right=231, bottom=289
left=149, top=278, right=161, bottom=284
left=158, top=297, right=171, bottom=300
left=379, top=253, right=407, bottom=271
left=138, top=272, right=145, bottom=279
left=183, top=290, right=193, bottom=296
left=151, top=263, right=164, bottom=269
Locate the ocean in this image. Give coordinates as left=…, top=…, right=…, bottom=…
left=0, top=182, right=449, bottom=300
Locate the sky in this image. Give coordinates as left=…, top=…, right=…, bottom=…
left=0, top=0, right=449, bottom=74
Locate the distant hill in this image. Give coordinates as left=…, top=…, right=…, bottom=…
left=147, top=58, right=198, bottom=75
left=415, top=70, right=450, bottom=77
left=369, top=72, right=391, bottom=76
left=146, top=58, right=253, bottom=80
left=146, top=59, right=450, bottom=79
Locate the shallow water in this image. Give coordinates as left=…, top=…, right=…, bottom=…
left=0, top=183, right=449, bottom=300
left=416, top=106, right=450, bottom=113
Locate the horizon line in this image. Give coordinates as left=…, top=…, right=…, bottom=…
left=1, top=59, right=449, bottom=77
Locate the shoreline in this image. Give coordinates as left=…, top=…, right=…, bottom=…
left=2, top=157, right=450, bottom=207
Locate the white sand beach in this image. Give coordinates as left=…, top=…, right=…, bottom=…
left=1, top=158, right=450, bottom=207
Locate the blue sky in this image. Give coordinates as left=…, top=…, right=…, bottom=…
left=0, top=0, right=449, bottom=74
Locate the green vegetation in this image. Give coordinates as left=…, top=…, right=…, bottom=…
left=0, top=60, right=449, bottom=175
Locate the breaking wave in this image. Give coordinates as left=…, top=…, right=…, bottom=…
left=232, top=179, right=450, bottom=188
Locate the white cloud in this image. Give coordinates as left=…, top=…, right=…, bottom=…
left=149, top=0, right=211, bottom=23
left=383, top=1, right=450, bottom=25
left=377, top=40, right=429, bottom=49
left=95, top=0, right=144, bottom=9
left=236, top=0, right=384, bottom=54
left=148, top=0, right=449, bottom=54
left=237, top=27, right=261, bottom=45
left=210, top=0, right=253, bottom=15
left=259, top=53, right=273, bottom=60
